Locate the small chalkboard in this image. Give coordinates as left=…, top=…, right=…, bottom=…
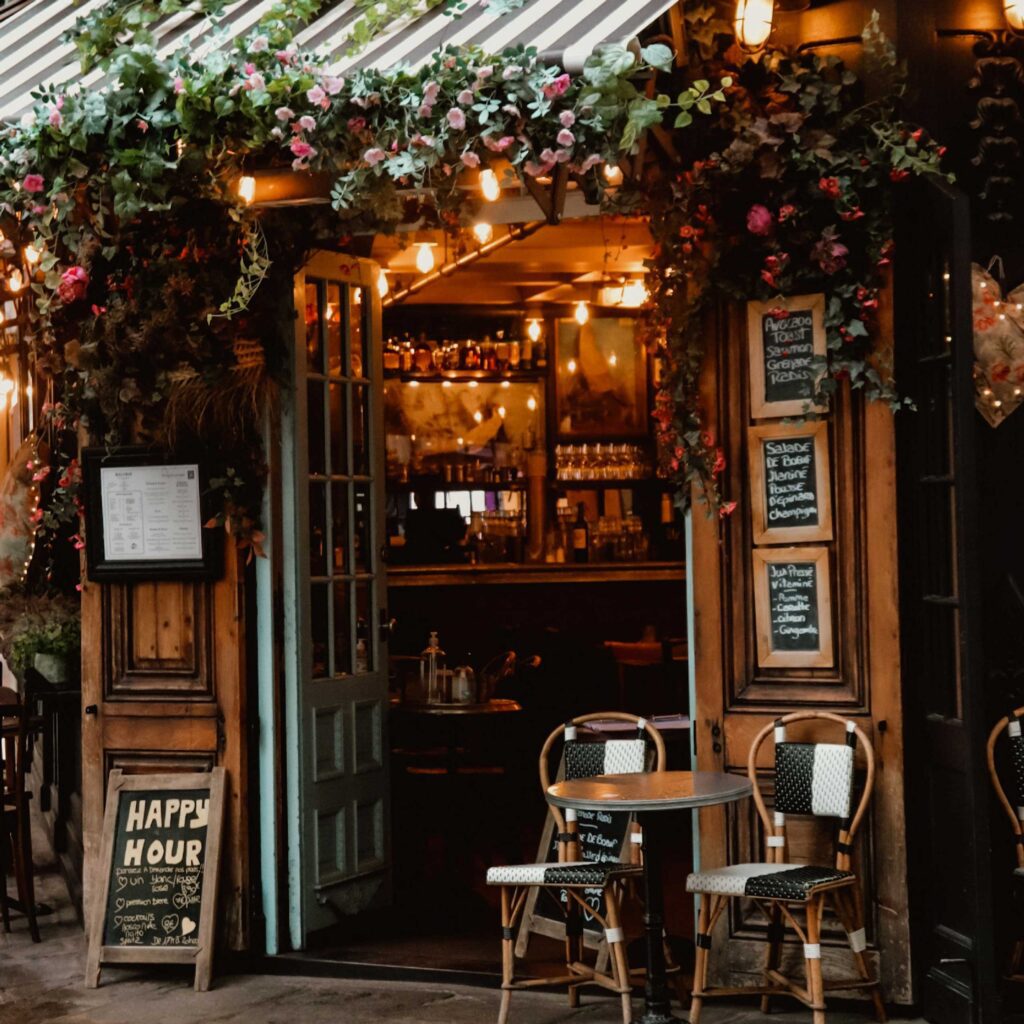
left=748, top=422, right=832, bottom=544
left=747, top=295, right=827, bottom=418
left=85, top=769, right=226, bottom=992
left=753, top=547, right=833, bottom=668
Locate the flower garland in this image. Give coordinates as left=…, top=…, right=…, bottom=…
left=644, top=12, right=949, bottom=512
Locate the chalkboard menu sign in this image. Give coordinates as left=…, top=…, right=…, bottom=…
left=748, top=422, right=832, bottom=544
left=86, top=769, right=226, bottom=992
left=753, top=547, right=833, bottom=668
left=746, top=295, right=826, bottom=418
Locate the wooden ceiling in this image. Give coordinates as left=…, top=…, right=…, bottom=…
left=373, top=215, right=654, bottom=308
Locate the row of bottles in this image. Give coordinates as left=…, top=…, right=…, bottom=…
left=384, top=330, right=548, bottom=374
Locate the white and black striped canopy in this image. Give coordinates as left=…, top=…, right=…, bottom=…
left=0, top=0, right=680, bottom=123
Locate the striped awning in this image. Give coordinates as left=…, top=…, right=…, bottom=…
left=0, top=0, right=679, bottom=123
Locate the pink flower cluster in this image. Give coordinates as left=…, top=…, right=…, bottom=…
left=57, top=266, right=89, bottom=304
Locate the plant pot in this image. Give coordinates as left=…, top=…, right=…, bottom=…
left=34, top=651, right=69, bottom=684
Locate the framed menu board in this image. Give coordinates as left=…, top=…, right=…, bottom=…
left=748, top=422, right=832, bottom=544
left=753, top=546, right=833, bottom=668
left=746, top=294, right=827, bottom=418
left=82, top=446, right=223, bottom=581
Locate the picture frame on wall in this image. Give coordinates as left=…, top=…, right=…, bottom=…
left=82, top=446, right=224, bottom=582
left=554, top=317, right=648, bottom=439
left=752, top=545, right=834, bottom=669
left=747, top=421, right=833, bottom=545
left=746, top=293, right=827, bottom=419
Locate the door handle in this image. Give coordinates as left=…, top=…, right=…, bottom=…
left=378, top=610, right=396, bottom=642
left=84, top=705, right=98, bottom=716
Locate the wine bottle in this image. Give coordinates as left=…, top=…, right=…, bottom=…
left=572, top=503, right=589, bottom=564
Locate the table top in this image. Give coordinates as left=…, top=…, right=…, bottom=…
left=547, top=770, right=752, bottom=812
left=391, top=698, right=522, bottom=717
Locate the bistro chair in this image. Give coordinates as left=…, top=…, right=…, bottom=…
left=0, top=685, right=40, bottom=942
left=485, top=712, right=666, bottom=1024
left=686, top=711, right=884, bottom=1024
left=985, top=705, right=1024, bottom=982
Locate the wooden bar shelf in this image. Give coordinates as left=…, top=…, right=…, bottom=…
left=383, top=369, right=546, bottom=384
left=386, top=562, right=686, bottom=587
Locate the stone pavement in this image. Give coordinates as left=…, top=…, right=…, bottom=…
left=1, top=834, right=924, bottom=1024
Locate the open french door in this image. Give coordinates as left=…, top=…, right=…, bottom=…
left=895, top=177, right=998, bottom=1023
left=282, top=252, right=391, bottom=945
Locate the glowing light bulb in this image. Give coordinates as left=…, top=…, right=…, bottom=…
left=237, top=175, right=256, bottom=204
left=609, top=352, right=618, bottom=367
left=472, top=221, right=493, bottom=244
left=468, top=380, right=478, bottom=389
left=480, top=168, right=500, bottom=202
left=377, top=271, right=389, bottom=298
left=498, top=405, right=506, bottom=418
left=408, top=379, right=419, bottom=388
left=734, top=0, right=774, bottom=50
left=473, top=410, right=483, bottom=423
left=1006, top=1, right=1024, bottom=32
left=442, top=380, right=452, bottom=388
left=527, top=396, right=537, bottom=411
left=501, top=380, right=510, bottom=389
left=567, top=358, right=578, bottom=373
left=574, top=301, right=589, bottom=325
left=527, top=319, right=541, bottom=342
left=619, top=280, right=649, bottom=307
left=24, top=244, right=41, bottom=265
left=604, top=164, right=623, bottom=186
left=8, top=269, right=23, bottom=293
left=415, top=242, right=436, bottom=274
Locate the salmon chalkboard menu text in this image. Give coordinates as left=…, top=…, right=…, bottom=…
left=86, top=769, right=226, bottom=992
left=753, top=547, right=834, bottom=668
left=746, top=295, right=827, bottom=418
left=748, top=422, right=833, bottom=544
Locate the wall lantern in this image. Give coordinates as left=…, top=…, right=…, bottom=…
left=735, top=0, right=775, bottom=51
left=1006, top=1, right=1024, bottom=32
left=479, top=168, right=501, bottom=202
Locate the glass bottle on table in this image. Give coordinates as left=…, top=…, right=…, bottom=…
left=572, top=503, right=590, bottom=564
left=421, top=631, right=446, bottom=704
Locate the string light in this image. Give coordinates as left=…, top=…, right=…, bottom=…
left=8, top=269, right=24, bottom=293
left=415, top=242, right=436, bottom=274
left=1006, top=1, right=1024, bottom=32
left=609, top=353, right=618, bottom=367
left=527, top=319, right=541, bottom=342
left=467, top=380, right=478, bottom=389
left=574, top=300, right=589, bottom=325
left=472, top=221, right=493, bottom=244
left=377, top=270, right=389, bottom=297
left=500, top=380, right=510, bottom=389
left=237, top=175, right=256, bottom=204
left=442, top=380, right=452, bottom=388
left=567, top=358, right=578, bottom=373
left=497, top=405, right=506, bottom=418
left=734, top=0, right=774, bottom=51
left=24, top=243, right=41, bottom=265
left=527, top=396, right=538, bottom=411
left=473, top=410, right=483, bottom=423
left=604, top=164, right=623, bottom=186
left=479, top=169, right=500, bottom=202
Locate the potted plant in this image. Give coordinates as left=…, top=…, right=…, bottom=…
left=10, top=618, right=81, bottom=684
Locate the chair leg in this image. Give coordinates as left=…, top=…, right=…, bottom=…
left=805, top=894, right=826, bottom=1024
left=605, top=885, right=633, bottom=1024
left=689, top=894, right=713, bottom=1024
left=564, top=893, right=582, bottom=1008
left=0, top=830, right=10, bottom=933
left=15, top=809, right=39, bottom=943
left=760, top=902, right=784, bottom=1014
left=835, top=887, right=886, bottom=1024
left=498, top=887, right=514, bottom=1024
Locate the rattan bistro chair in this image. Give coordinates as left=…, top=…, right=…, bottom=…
left=486, top=712, right=666, bottom=1024
left=986, top=705, right=1024, bottom=981
left=686, top=711, right=884, bottom=1024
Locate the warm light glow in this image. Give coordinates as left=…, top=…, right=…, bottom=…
left=473, top=410, right=484, bottom=423
left=574, top=301, right=589, bottom=325
left=480, top=168, right=500, bottom=202
left=0, top=307, right=4, bottom=326
left=8, top=269, right=24, bottom=293
left=527, top=396, right=538, bottom=411
left=734, top=0, right=774, bottom=51
left=24, top=244, right=41, bottom=265
left=472, top=221, right=493, bottom=244
left=567, top=358, right=578, bottom=374
left=497, top=405, right=506, bottom=418
left=377, top=271, right=389, bottom=298
left=620, top=280, right=649, bottom=307
left=1006, top=1, right=1024, bottom=32
left=442, top=380, right=452, bottom=388
left=415, top=242, right=436, bottom=274
left=237, top=175, right=256, bottom=204
left=609, top=352, right=618, bottom=367
left=457, top=436, right=464, bottom=445
left=468, top=380, right=479, bottom=389
left=0, top=379, right=14, bottom=395
left=604, top=164, right=624, bottom=186
left=527, top=319, right=541, bottom=342
left=501, top=380, right=510, bottom=388
left=408, top=379, right=420, bottom=388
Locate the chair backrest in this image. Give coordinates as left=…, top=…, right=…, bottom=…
left=986, top=707, right=1024, bottom=869
left=0, top=686, right=29, bottom=808
left=747, top=711, right=875, bottom=871
left=539, top=712, right=666, bottom=839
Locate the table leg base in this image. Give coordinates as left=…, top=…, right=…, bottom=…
left=632, top=1011, right=683, bottom=1024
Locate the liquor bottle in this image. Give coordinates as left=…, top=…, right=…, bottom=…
left=481, top=335, right=497, bottom=370
left=508, top=336, right=521, bottom=370
left=572, top=503, right=589, bottom=564
left=657, top=491, right=682, bottom=560
left=383, top=338, right=401, bottom=371
left=462, top=339, right=480, bottom=370
left=421, top=631, right=446, bottom=703
left=534, top=336, right=548, bottom=369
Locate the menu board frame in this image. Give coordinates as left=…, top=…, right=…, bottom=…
left=748, top=421, right=833, bottom=544
left=82, top=446, right=223, bottom=581
left=85, top=768, right=226, bottom=992
left=746, top=294, right=827, bottom=418
left=752, top=546, right=834, bottom=668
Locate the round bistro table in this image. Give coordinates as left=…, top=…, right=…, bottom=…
left=546, top=770, right=753, bottom=1024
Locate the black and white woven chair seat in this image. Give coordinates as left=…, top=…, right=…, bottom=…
left=686, top=863, right=854, bottom=902
left=487, top=860, right=640, bottom=887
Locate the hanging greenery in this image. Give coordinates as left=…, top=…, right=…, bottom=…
left=643, top=11, right=949, bottom=512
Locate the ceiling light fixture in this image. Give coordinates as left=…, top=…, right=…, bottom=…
left=472, top=221, right=494, bottom=244
left=1007, top=1, right=1024, bottom=31
left=734, top=0, right=775, bottom=51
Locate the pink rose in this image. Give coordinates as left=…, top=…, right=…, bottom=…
left=483, top=135, right=514, bottom=152
left=173, top=76, right=185, bottom=95
left=290, top=140, right=316, bottom=158
left=559, top=110, right=575, bottom=127
left=244, top=62, right=256, bottom=75
left=22, top=174, right=44, bottom=193
left=347, top=116, right=366, bottom=132
left=746, top=204, right=774, bottom=236
left=275, top=106, right=294, bottom=122
left=575, top=154, right=603, bottom=173
left=460, top=151, right=480, bottom=168
left=48, top=107, right=62, bottom=128
left=57, top=266, right=89, bottom=304
left=249, top=34, right=269, bottom=53
left=322, top=75, right=344, bottom=95
left=298, top=114, right=316, bottom=132
left=457, top=89, right=475, bottom=106
left=811, top=232, right=849, bottom=275
left=307, top=85, right=327, bottom=106
left=542, top=73, right=571, bottom=98
left=446, top=108, right=466, bottom=130
left=244, top=72, right=265, bottom=92
left=276, top=48, right=296, bottom=65
left=364, top=147, right=387, bottom=166
left=556, top=128, right=575, bottom=147
left=539, top=148, right=557, bottom=164
left=423, top=81, right=441, bottom=104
